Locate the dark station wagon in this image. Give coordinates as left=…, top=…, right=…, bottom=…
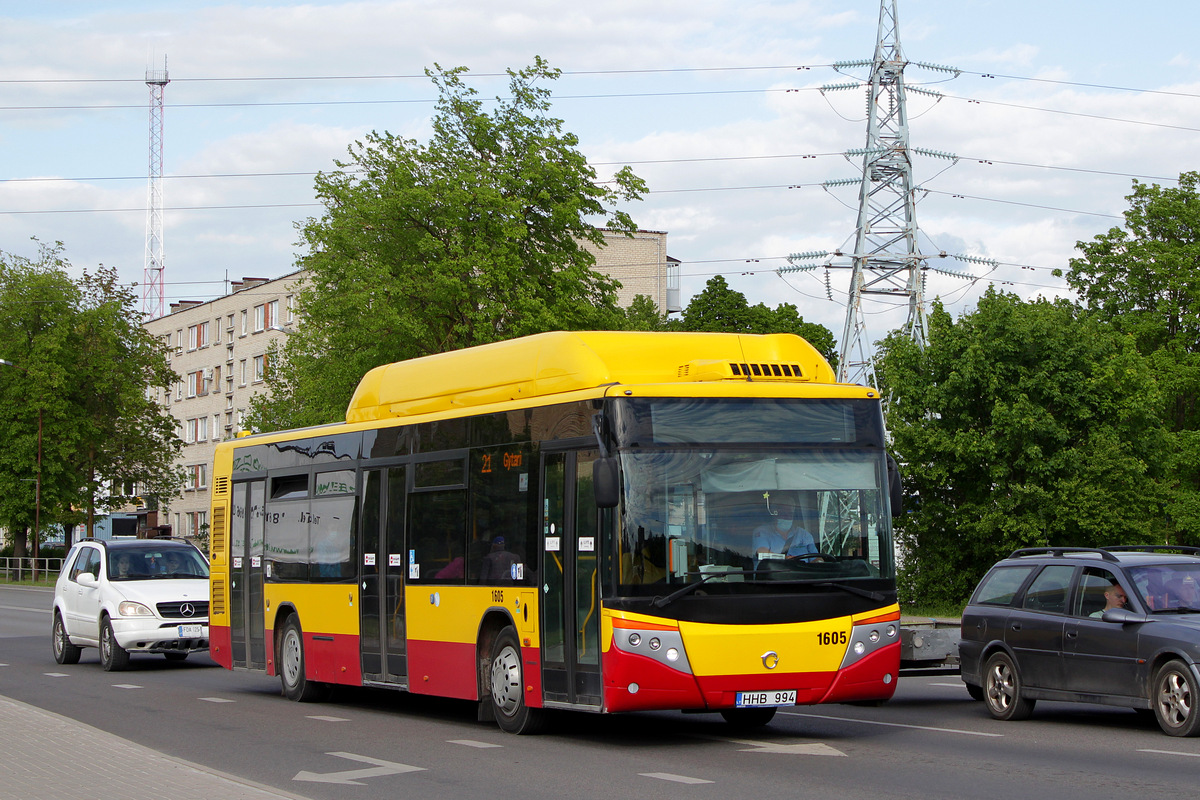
left=960, top=546, right=1200, bottom=736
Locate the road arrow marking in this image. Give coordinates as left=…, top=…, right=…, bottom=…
left=728, top=738, right=846, bottom=756
left=293, top=751, right=425, bottom=785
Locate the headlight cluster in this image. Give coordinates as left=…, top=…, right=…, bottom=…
left=840, top=621, right=898, bottom=669
left=117, top=601, right=154, bottom=617
left=615, top=627, right=692, bottom=673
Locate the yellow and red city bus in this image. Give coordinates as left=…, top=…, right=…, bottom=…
left=208, top=331, right=901, bottom=733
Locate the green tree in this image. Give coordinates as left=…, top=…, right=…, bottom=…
left=0, top=242, right=181, bottom=551
left=878, top=289, right=1164, bottom=605
left=250, top=58, right=646, bottom=431
left=1061, top=172, right=1200, bottom=543
left=677, top=276, right=837, bottom=365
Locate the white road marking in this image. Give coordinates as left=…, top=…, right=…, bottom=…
left=306, top=715, right=349, bottom=722
left=449, top=739, right=503, bottom=748
left=112, top=684, right=142, bottom=689
left=293, top=751, right=425, bottom=785
left=783, top=710, right=1003, bottom=737
left=1138, top=749, right=1200, bottom=758
left=199, top=697, right=235, bottom=703
left=44, top=672, right=68, bottom=677
left=929, top=682, right=964, bottom=688
left=640, top=773, right=714, bottom=785
left=730, top=739, right=846, bottom=756
left=0, top=604, right=51, bottom=615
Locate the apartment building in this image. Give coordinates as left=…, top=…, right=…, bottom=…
left=142, top=272, right=302, bottom=539
left=142, top=230, right=678, bottom=539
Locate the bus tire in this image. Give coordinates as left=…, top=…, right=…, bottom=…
left=100, top=616, right=130, bottom=672
left=489, top=627, right=546, bottom=734
left=720, top=707, right=777, bottom=728
left=52, top=611, right=81, bottom=665
left=279, top=617, right=329, bottom=703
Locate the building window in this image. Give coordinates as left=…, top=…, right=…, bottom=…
left=185, top=417, right=208, bottom=444
left=188, top=322, right=209, bottom=351
left=213, top=319, right=221, bottom=345
left=253, top=353, right=268, bottom=383
left=240, top=310, right=248, bottom=336
left=286, top=294, right=295, bottom=323
left=187, top=370, right=207, bottom=398
left=239, top=359, right=247, bottom=386
left=253, top=300, right=279, bottom=333
left=189, top=463, right=207, bottom=489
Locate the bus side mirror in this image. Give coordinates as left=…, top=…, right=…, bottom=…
left=594, top=456, right=619, bottom=509
left=887, top=454, right=903, bottom=515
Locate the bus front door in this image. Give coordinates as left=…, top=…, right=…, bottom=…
left=541, top=450, right=602, bottom=708
left=360, top=466, right=408, bottom=685
left=229, top=480, right=266, bottom=670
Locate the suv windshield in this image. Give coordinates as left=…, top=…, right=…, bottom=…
left=616, top=447, right=893, bottom=593
left=107, top=546, right=209, bottom=581
left=1127, top=564, right=1200, bottom=612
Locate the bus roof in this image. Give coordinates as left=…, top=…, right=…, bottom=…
left=346, top=330, right=839, bottom=424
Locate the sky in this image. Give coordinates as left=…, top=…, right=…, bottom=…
left=2, top=0, right=1198, bottom=348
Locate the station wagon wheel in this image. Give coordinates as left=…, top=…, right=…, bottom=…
left=52, top=611, right=81, bottom=665
left=489, top=627, right=546, bottom=734
left=983, top=651, right=1035, bottom=721
left=1153, top=660, right=1200, bottom=737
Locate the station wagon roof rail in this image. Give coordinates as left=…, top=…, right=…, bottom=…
left=1006, top=546, right=1119, bottom=562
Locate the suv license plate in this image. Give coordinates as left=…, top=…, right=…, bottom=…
left=735, top=690, right=796, bottom=708
left=177, top=624, right=205, bottom=638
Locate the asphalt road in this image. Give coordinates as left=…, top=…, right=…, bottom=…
left=4, top=584, right=1200, bottom=799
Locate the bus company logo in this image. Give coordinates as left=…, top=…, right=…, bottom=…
left=761, top=651, right=780, bottom=670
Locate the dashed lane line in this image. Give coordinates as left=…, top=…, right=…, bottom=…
left=783, top=710, right=1003, bottom=737
left=449, top=740, right=503, bottom=748
left=641, top=773, right=714, bottom=785
left=1138, top=749, right=1200, bottom=758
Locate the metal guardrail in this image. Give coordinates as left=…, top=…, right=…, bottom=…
left=0, top=557, right=64, bottom=582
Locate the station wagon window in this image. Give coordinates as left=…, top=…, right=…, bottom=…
left=1022, top=565, right=1075, bottom=614
left=1074, top=567, right=1121, bottom=617
left=971, top=565, right=1036, bottom=606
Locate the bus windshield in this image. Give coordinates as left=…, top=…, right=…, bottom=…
left=616, top=448, right=893, bottom=592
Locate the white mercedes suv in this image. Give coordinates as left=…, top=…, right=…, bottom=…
left=52, top=538, right=210, bottom=671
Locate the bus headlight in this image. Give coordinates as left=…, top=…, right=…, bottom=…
left=853, top=641, right=866, bottom=655
left=628, top=633, right=641, bottom=647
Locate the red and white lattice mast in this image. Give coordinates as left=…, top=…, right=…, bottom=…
left=143, top=58, right=169, bottom=319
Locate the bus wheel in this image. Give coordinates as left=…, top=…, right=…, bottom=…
left=489, top=627, right=546, bottom=734
left=279, top=617, right=329, bottom=703
left=720, top=707, right=777, bottom=729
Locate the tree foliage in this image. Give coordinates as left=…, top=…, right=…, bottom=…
left=0, top=242, right=181, bottom=550
left=250, top=59, right=645, bottom=431
left=1062, top=172, right=1200, bottom=542
left=673, top=276, right=837, bottom=365
left=879, top=289, right=1163, bottom=605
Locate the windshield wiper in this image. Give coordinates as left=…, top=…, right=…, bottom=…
left=650, top=573, right=887, bottom=608
left=651, top=570, right=757, bottom=608
left=813, top=581, right=888, bottom=603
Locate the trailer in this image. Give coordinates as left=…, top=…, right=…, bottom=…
left=900, top=618, right=960, bottom=671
